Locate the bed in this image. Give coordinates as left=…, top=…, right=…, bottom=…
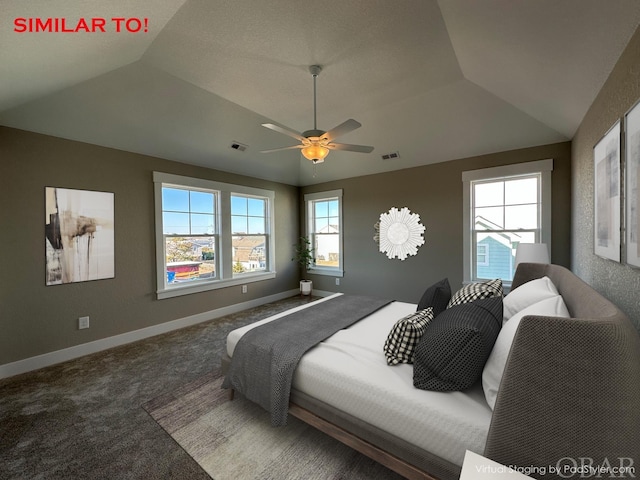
left=221, top=263, right=640, bottom=480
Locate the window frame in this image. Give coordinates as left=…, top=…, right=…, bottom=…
left=230, top=193, right=270, bottom=276
left=462, top=159, right=553, bottom=288
left=154, top=172, right=276, bottom=299
left=304, top=189, right=344, bottom=277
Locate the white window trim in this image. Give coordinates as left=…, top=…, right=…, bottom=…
left=304, top=189, right=344, bottom=277
left=462, top=159, right=553, bottom=287
left=153, top=172, right=276, bottom=299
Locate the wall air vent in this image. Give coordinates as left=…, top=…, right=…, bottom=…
left=230, top=141, right=248, bottom=152
left=381, top=151, right=400, bottom=160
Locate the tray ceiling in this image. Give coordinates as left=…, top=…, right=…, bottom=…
left=2, top=0, right=640, bottom=185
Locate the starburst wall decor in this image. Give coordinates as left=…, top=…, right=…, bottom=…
left=377, top=207, right=425, bottom=260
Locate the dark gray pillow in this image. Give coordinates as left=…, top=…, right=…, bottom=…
left=417, top=278, right=451, bottom=316
left=413, top=296, right=503, bottom=391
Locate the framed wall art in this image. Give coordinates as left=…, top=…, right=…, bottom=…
left=45, top=187, right=115, bottom=285
left=593, top=120, right=621, bottom=262
left=625, top=99, right=640, bottom=268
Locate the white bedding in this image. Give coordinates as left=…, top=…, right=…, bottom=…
left=226, top=293, right=492, bottom=466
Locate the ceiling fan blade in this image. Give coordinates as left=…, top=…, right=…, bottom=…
left=328, top=142, right=374, bottom=154
left=321, top=119, right=362, bottom=141
left=262, top=123, right=305, bottom=142
left=260, top=145, right=304, bottom=154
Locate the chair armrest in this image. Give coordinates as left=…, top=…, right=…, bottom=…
left=484, top=314, right=640, bottom=476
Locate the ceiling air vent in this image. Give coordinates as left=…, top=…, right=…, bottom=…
left=381, top=151, right=400, bottom=160
left=230, top=141, right=248, bottom=152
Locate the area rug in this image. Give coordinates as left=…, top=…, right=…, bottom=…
left=143, top=371, right=403, bottom=480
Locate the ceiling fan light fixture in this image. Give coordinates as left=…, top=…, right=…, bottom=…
left=301, top=144, right=329, bottom=163
left=260, top=65, right=373, bottom=165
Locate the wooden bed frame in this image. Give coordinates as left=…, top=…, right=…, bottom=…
left=288, top=403, right=438, bottom=480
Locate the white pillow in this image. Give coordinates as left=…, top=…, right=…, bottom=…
left=502, top=276, right=559, bottom=323
left=482, top=295, right=570, bottom=410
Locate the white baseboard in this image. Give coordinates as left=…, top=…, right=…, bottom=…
left=310, top=289, right=334, bottom=297
left=0, top=289, right=315, bottom=380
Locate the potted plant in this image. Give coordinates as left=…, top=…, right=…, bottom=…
left=292, top=236, right=314, bottom=295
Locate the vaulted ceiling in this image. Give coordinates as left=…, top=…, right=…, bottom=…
left=2, top=0, right=640, bottom=186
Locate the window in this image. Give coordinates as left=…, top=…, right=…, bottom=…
left=231, top=195, right=268, bottom=274
left=162, top=187, right=217, bottom=283
left=462, top=159, right=552, bottom=287
left=304, top=189, right=343, bottom=276
left=154, top=172, right=275, bottom=299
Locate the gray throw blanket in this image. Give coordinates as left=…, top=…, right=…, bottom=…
left=222, top=294, right=393, bottom=426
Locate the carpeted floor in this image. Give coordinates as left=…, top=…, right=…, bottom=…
left=1, top=295, right=387, bottom=480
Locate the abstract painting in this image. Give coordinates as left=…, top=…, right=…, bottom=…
left=45, top=187, right=114, bottom=285
left=626, top=99, right=640, bottom=268
left=593, top=120, right=621, bottom=262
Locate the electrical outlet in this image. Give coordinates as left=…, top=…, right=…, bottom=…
left=78, top=316, right=90, bottom=329
left=241, top=285, right=248, bottom=294
left=335, top=278, right=340, bottom=286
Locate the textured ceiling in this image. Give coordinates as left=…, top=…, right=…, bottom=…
left=2, top=0, right=640, bottom=186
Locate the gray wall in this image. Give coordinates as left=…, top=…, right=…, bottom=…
left=302, top=142, right=572, bottom=304
left=0, top=127, right=300, bottom=366
left=572, top=25, right=640, bottom=331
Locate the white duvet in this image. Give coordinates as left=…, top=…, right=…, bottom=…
left=226, top=293, right=492, bottom=466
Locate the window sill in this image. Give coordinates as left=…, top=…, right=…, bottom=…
left=157, top=272, right=276, bottom=299
left=308, top=267, right=344, bottom=278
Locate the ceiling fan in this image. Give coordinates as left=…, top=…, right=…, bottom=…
left=260, top=65, right=374, bottom=164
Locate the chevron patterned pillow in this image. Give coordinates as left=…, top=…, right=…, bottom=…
left=447, top=278, right=503, bottom=308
